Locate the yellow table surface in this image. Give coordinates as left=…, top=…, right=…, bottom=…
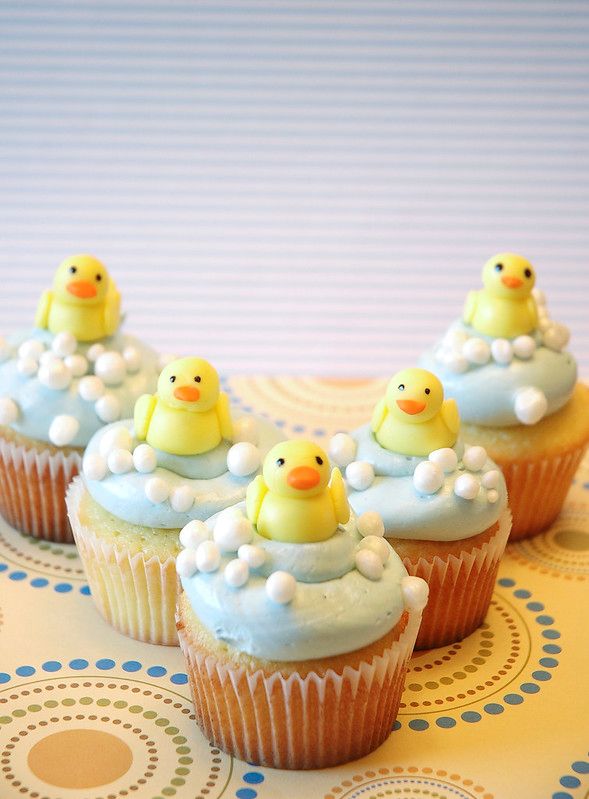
left=0, top=377, right=587, bottom=799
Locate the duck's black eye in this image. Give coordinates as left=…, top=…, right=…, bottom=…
left=495, top=263, right=503, bottom=272
left=96, top=273, right=102, bottom=281
left=398, top=384, right=405, bottom=391
left=316, top=456, right=323, bottom=465
left=69, top=265, right=77, bottom=274
left=524, top=268, right=532, bottom=278
left=169, top=375, right=176, bottom=383
left=194, top=375, right=201, bottom=383
left=276, top=457, right=285, bottom=467
left=425, top=388, right=431, bottom=395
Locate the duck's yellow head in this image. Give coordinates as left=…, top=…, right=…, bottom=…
left=263, top=440, right=331, bottom=498
left=482, top=253, right=535, bottom=299
left=53, top=255, right=111, bottom=306
left=385, top=368, right=444, bottom=423
left=157, top=357, right=220, bottom=412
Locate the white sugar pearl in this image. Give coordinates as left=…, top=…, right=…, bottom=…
left=0, top=337, right=11, bottom=361
left=444, top=329, right=469, bottom=349
left=224, top=558, right=250, bottom=588
left=434, top=344, right=451, bottom=364
left=514, top=386, right=548, bottom=425
left=357, top=511, right=385, bottom=538
left=18, top=339, right=44, bottom=361
left=17, top=357, right=38, bottom=376
left=358, top=535, right=390, bottom=564
left=132, top=443, right=157, bottom=473
left=95, top=394, right=121, bottom=423
left=462, top=445, right=487, bottom=472
left=79, top=375, right=105, bottom=401
left=39, top=350, right=60, bottom=366
left=401, top=575, right=429, bottom=612
left=195, top=540, right=221, bottom=573
left=175, top=548, right=199, bottom=578
left=487, top=489, right=499, bottom=504
left=463, top=337, right=491, bottom=365
left=543, top=323, right=570, bottom=352
left=0, top=397, right=18, bottom=424
left=38, top=360, right=71, bottom=390
left=48, top=414, right=80, bottom=446
left=513, top=335, right=536, bottom=360
left=65, top=354, right=88, bottom=377
left=158, top=352, right=177, bottom=370
left=532, top=287, right=547, bottom=306
left=413, top=460, right=444, bottom=495
left=345, top=461, right=375, bottom=491
left=179, top=520, right=211, bottom=549
left=491, top=338, right=513, bottom=365
left=123, top=345, right=142, bottom=373
left=95, top=352, right=127, bottom=386
left=238, top=543, right=266, bottom=568
left=265, top=571, right=297, bottom=604
left=444, top=352, right=469, bottom=373
left=482, top=469, right=501, bottom=489
left=51, top=331, right=77, bottom=357
left=428, top=447, right=458, bottom=473
left=232, top=416, right=259, bottom=445
left=82, top=452, right=107, bottom=481
left=107, top=448, right=134, bottom=474
left=329, top=432, right=357, bottom=469
left=145, top=477, right=169, bottom=504
left=214, top=513, right=254, bottom=552
left=454, top=473, right=480, bottom=500
left=87, top=343, right=105, bottom=362
left=170, top=485, right=194, bottom=513
left=226, top=442, right=261, bottom=477
left=538, top=316, right=552, bottom=333
left=355, top=549, right=384, bottom=581
left=99, top=425, right=133, bottom=457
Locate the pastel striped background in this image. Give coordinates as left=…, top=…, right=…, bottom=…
left=1, top=0, right=588, bottom=375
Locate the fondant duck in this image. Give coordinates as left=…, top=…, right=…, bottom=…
left=134, top=357, right=233, bottom=456
left=246, top=440, right=349, bottom=543
left=35, top=254, right=121, bottom=341
left=463, top=252, right=538, bottom=338
left=372, top=368, right=459, bottom=457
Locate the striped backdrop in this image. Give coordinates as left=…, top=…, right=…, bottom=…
left=0, top=1, right=588, bottom=375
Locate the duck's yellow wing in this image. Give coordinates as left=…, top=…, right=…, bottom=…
left=440, top=398, right=460, bottom=437
left=35, top=289, right=52, bottom=329
left=329, top=467, right=350, bottom=525
left=104, top=281, right=121, bottom=336
left=463, top=290, right=478, bottom=325
left=246, top=475, right=267, bottom=525
left=371, top=397, right=387, bottom=434
left=134, top=394, right=157, bottom=441
left=216, top=391, right=233, bottom=441
left=526, top=296, right=538, bottom=331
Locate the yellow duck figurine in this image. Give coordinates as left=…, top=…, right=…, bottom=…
left=134, top=356, right=233, bottom=456
left=371, top=368, right=459, bottom=457
left=463, top=252, right=538, bottom=338
left=246, top=440, right=350, bottom=543
left=35, top=254, right=121, bottom=341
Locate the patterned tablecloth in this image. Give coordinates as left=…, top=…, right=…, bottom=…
left=0, top=377, right=587, bottom=799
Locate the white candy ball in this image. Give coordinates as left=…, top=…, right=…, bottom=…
left=145, top=477, right=170, bottom=504
left=491, top=338, right=514, bottom=365
left=196, top=540, right=222, bottom=573
left=18, top=339, right=44, bottom=361
left=48, top=414, right=80, bottom=446
left=175, top=548, right=199, bottom=578
left=51, top=331, right=77, bottom=357
left=78, top=375, right=105, bottom=401
left=401, top=575, right=429, bottom=612
left=132, top=443, right=157, bottom=473
left=38, top=360, right=71, bottom=390
left=39, top=350, right=60, bottom=366
left=214, top=512, right=254, bottom=552
left=462, top=445, right=487, bottom=472
left=357, top=511, right=385, bottom=538
left=82, top=452, right=107, bottom=481
left=454, top=473, right=480, bottom=500
left=482, top=469, right=501, bottom=489
left=0, top=397, right=19, bottom=425
left=537, top=316, right=552, bottom=333
left=179, top=520, right=211, bottom=549
left=428, top=447, right=458, bottom=473
left=238, top=543, right=266, bottom=569
left=265, top=571, right=297, bottom=604
left=17, top=357, right=38, bottom=376
left=355, top=549, right=384, bottom=581
left=87, top=343, right=105, bottom=362
left=444, top=352, right=469, bottom=373
left=514, top=386, right=548, bottom=425
left=123, top=345, right=142, bottom=373
left=99, top=425, right=133, bottom=457
left=329, top=433, right=357, bottom=469
left=513, top=335, right=536, bottom=360
left=95, top=352, right=127, bottom=386
left=444, top=329, right=469, bottom=349
left=543, top=323, right=570, bottom=352
left=226, top=442, right=261, bottom=477
left=0, top=337, right=11, bottom=361
left=232, top=416, right=259, bottom=445
left=463, top=337, right=491, bottom=365
left=358, top=535, right=390, bottom=564
left=65, top=354, right=88, bottom=377
left=107, top=448, right=134, bottom=474
left=170, top=485, right=194, bottom=513
left=345, top=461, right=375, bottom=491
left=224, top=558, right=250, bottom=588
left=487, top=489, right=499, bottom=504
left=95, top=394, right=121, bottom=423
left=413, top=460, right=444, bottom=495
left=532, top=287, right=546, bottom=306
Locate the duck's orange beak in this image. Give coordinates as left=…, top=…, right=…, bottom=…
left=287, top=465, right=321, bottom=490
left=397, top=399, right=426, bottom=415
left=501, top=275, right=523, bottom=289
left=174, top=386, right=201, bottom=402
left=67, top=280, right=97, bottom=299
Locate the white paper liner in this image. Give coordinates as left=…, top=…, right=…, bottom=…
left=177, top=598, right=423, bottom=770
left=0, top=429, right=82, bottom=542
left=66, top=477, right=179, bottom=646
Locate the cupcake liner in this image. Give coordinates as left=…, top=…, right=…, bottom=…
left=66, top=478, right=179, bottom=645
left=397, top=509, right=511, bottom=650
left=177, top=601, right=423, bottom=770
left=0, top=429, right=82, bottom=543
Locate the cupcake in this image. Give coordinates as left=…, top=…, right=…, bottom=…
left=67, top=355, right=283, bottom=645
left=175, top=439, right=429, bottom=769
left=0, top=255, right=159, bottom=543
left=420, top=253, right=589, bottom=540
left=333, top=367, right=511, bottom=650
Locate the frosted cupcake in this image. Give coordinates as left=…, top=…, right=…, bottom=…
left=176, top=439, right=428, bottom=769
left=67, top=356, right=282, bottom=645
left=332, top=367, right=511, bottom=650
left=420, top=253, right=589, bottom=540
left=0, top=255, right=159, bottom=542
